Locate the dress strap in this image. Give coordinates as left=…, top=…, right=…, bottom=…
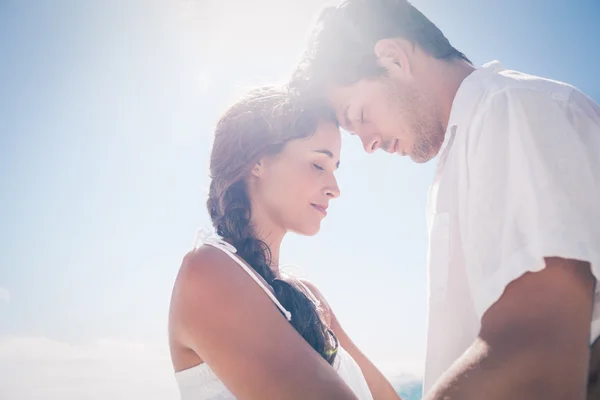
left=194, top=229, right=292, bottom=321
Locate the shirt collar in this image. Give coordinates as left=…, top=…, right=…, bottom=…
left=435, top=61, right=505, bottom=159
left=447, top=60, right=506, bottom=130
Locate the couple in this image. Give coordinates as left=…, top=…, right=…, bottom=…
left=169, top=1, right=600, bottom=399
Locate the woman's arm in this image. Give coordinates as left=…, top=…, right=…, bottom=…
left=300, top=280, right=402, bottom=400
left=169, top=247, right=358, bottom=400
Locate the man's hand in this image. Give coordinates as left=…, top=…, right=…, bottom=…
left=424, top=257, right=595, bottom=400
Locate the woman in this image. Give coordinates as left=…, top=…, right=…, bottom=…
left=168, top=87, right=401, bottom=400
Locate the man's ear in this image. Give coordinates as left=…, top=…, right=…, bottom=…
left=374, top=38, right=412, bottom=76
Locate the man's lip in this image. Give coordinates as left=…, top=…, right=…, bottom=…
left=311, top=204, right=328, bottom=216
left=386, top=139, right=399, bottom=154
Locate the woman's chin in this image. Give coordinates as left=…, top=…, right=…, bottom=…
left=293, top=222, right=322, bottom=237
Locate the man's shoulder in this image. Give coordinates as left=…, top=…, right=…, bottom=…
left=479, top=67, right=578, bottom=109
left=450, top=62, right=579, bottom=130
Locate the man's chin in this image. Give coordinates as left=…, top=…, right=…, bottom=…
left=409, top=139, right=444, bottom=163
left=408, top=150, right=436, bottom=164
left=410, top=155, right=432, bottom=164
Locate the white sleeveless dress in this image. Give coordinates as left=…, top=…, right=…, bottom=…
left=174, top=233, right=374, bottom=400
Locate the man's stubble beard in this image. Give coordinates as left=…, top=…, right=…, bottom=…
left=392, top=81, right=445, bottom=163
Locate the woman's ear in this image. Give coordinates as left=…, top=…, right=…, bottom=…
left=251, top=160, right=264, bottom=178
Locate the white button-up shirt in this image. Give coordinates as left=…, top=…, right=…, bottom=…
left=423, top=61, right=600, bottom=392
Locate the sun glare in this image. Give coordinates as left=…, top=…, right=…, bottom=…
left=180, top=0, right=312, bottom=64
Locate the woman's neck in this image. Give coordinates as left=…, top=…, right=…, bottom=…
left=256, top=228, right=284, bottom=276
left=248, top=193, right=286, bottom=276
left=248, top=218, right=284, bottom=277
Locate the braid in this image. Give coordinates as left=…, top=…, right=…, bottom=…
left=208, top=179, right=339, bottom=365
left=215, top=180, right=276, bottom=283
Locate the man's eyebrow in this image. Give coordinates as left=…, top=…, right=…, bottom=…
left=313, top=149, right=340, bottom=168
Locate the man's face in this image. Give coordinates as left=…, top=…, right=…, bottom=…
left=327, top=72, right=445, bottom=163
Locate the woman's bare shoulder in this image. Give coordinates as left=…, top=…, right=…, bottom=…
left=298, top=278, right=333, bottom=324
left=172, top=245, right=246, bottom=302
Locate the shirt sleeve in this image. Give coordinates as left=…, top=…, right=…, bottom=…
left=461, top=87, right=600, bottom=320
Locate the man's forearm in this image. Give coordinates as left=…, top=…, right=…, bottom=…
left=423, top=338, right=588, bottom=400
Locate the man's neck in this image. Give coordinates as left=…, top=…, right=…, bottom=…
left=423, top=60, right=475, bottom=130
left=431, top=59, right=476, bottom=131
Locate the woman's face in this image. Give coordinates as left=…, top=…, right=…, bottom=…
left=249, top=120, right=341, bottom=237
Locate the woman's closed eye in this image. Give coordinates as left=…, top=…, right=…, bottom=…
left=312, top=163, right=325, bottom=171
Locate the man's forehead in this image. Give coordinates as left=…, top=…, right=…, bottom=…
left=325, top=87, right=352, bottom=122
left=326, top=84, right=353, bottom=105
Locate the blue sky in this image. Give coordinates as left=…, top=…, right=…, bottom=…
left=0, top=0, right=599, bottom=397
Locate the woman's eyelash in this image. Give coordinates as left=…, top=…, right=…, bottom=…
left=313, top=163, right=324, bottom=171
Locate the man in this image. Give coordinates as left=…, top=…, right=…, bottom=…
left=291, top=0, right=600, bottom=399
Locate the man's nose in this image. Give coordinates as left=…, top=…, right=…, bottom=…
left=361, top=134, right=381, bottom=154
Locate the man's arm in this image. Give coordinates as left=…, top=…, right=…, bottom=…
left=424, top=257, right=595, bottom=400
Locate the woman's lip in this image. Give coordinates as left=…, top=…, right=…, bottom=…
left=311, top=204, right=328, bottom=216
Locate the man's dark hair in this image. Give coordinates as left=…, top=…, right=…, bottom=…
left=290, top=0, right=470, bottom=94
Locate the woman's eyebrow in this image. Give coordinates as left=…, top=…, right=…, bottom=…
left=312, top=149, right=340, bottom=169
